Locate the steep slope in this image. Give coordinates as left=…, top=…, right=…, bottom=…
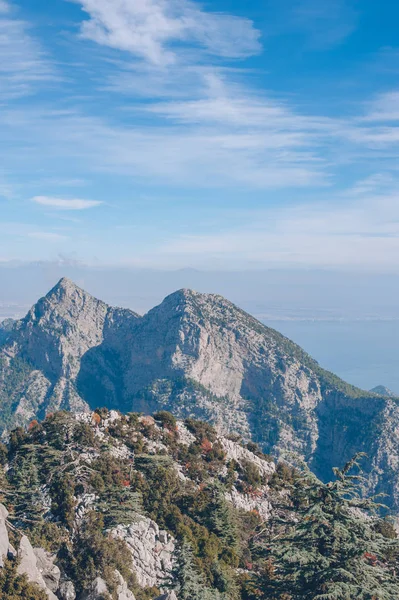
left=117, top=290, right=393, bottom=502
left=0, top=278, right=139, bottom=427
left=1, top=280, right=399, bottom=511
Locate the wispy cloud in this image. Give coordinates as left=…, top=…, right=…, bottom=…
left=0, top=1, right=56, bottom=99
left=73, top=0, right=262, bottom=65
left=362, top=91, right=399, bottom=122
left=32, top=196, right=103, bottom=210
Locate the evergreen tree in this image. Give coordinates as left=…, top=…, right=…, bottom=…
left=210, top=485, right=239, bottom=549
left=169, top=539, right=221, bottom=600
left=255, top=454, right=399, bottom=599
left=10, top=444, right=44, bottom=524
left=97, top=485, right=142, bottom=529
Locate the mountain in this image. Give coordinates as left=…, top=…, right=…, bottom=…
left=370, top=385, right=395, bottom=397
left=1, top=278, right=399, bottom=510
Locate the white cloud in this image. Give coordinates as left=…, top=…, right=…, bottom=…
left=32, top=196, right=103, bottom=210
left=28, top=231, right=69, bottom=242
left=73, top=0, right=261, bottom=65
left=362, top=91, right=399, bottom=122
left=0, top=1, right=56, bottom=99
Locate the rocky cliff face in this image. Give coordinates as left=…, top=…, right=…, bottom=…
left=1, top=279, right=399, bottom=510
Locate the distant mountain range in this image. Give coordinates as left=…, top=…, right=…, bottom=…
left=1, top=278, right=399, bottom=510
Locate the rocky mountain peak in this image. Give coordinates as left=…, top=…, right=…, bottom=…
left=370, top=385, right=395, bottom=397
left=42, top=277, right=101, bottom=310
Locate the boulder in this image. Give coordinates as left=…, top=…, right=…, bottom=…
left=115, top=570, right=136, bottom=600
left=82, top=577, right=108, bottom=600
left=17, top=535, right=58, bottom=599
left=154, top=593, right=178, bottom=600
left=33, top=548, right=61, bottom=592
left=58, top=580, right=77, bottom=600
left=0, top=503, right=9, bottom=568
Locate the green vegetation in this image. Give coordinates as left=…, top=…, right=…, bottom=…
left=0, top=559, right=47, bottom=600
left=250, top=454, right=399, bottom=599
left=1, top=410, right=399, bottom=599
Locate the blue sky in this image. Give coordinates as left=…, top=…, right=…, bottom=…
left=1, top=0, right=399, bottom=270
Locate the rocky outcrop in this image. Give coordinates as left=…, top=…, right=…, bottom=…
left=220, top=438, right=275, bottom=479
left=33, top=548, right=61, bottom=592
left=115, top=570, right=136, bottom=600
left=155, top=593, right=178, bottom=600
left=112, top=518, right=175, bottom=588
left=82, top=572, right=136, bottom=600
left=82, top=577, right=108, bottom=600
left=0, top=503, right=9, bottom=568
left=58, top=580, right=77, bottom=600
left=17, top=535, right=58, bottom=599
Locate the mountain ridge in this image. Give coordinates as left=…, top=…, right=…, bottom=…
left=1, top=278, right=399, bottom=511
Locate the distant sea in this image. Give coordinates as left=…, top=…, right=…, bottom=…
left=263, top=319, right=399, bottom=396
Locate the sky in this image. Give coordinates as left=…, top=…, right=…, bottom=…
left=1, top=0, right=399, bottom=270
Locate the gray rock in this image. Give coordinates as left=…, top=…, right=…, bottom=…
left=82, top=577, right=108, bottom=600
left=112, top=517, right=174, bottom=588
left=58, top=580, right=76, bottom=600
left=115, top=570, right=136, bottom=600
left=82, top=573, right=136, bottom=600
left=33, top=547, right=61, bottom=592
left=17, top=535, right=58, bottom=599
left=0, top=503, right=9, bottom=568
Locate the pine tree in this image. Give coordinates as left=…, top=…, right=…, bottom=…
left=10, top=444, right=44, bottom=524
left=210, top=485, right=239, bottom=550
left=169, top=539, right=221, bottom=600
left=255, top=454, right=399, bottom=599
left=97, top=485, right=142, bottom=529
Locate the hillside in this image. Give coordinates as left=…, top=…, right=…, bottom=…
left=1, top=279, right=399, bottom=511
left=1, top=409, right=399, bottom=600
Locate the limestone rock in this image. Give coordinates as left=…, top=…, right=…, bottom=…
left=33, top=548, right=61, bottom=592
left=220, top=438, right=275, bottom=480
left=82, top=573, right=136, bottom=600
left=82, top=577, right=108, bottom=600
left=112, top=517, right=174, bottom=588
left=0, top=503, right=9, bottom=568
left=115, top=570, right=136, bottom=600
left=17, top=535, right=58, bottom=599
left=58, top=580, right=77, bottom=600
